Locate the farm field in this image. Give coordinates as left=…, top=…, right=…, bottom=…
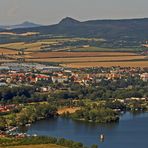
left=0, top=44, right=140, bottom=53
left=27, top=55, right=146, bottom=63
left=0, top=42, right=51, bottom=52
left=0, top=42, right=25, bottom=49
left=65, top=46, right=139, bottom=52
left=0, top=38, right=147, bottom=68
left=0, top=32, right=39, bottom=36
left=30, top=51, right=137, bottom=59
left=0, top=38, right=103, bottom=52
left=41, top=37, right=103, bottom=42
left=0, top=48, right=18, bottom=54
left=0, top=59, right=16, bottom=63
left=61, top=61, right=148, bottom=68
left=27, top=50, right=147, bottom=68
left=25, top=50, right=148, bottom=68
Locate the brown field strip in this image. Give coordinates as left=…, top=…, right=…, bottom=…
left=30, top=52, right=137, bottom=58
left=0, top=48, right=18, bottom=54
left=61, top=61, right=148, bottom=68
left=0, top=60, right=16, bottom=63
left=27, top=55, right=146, bottom=63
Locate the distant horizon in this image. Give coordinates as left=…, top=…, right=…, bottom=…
left=1, top=16, right=148, bottom=26
left=0, top=0, right=148, bottom=25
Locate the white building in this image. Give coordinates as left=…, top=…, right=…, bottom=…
left=140, top=73, right=148, bottom=82
left=52, top=76, right=68, bottom=83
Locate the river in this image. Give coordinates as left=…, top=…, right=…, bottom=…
left=20, top=112, right=148, bottom=148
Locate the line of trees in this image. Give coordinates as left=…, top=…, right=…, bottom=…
left=0, top=86, right=48, bottom=104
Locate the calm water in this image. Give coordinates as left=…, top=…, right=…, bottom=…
left=23, top=112, right=148, bottom=148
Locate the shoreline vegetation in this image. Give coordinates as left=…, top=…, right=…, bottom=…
left=0, top=103, right=119, bottom=132
left=0, top=136, right=98, bottom=148
left=0, top=103, right=57, bottom=129
left=7, top=144, right=67, bottom=148
left=1, top=97, right=148, bottom=131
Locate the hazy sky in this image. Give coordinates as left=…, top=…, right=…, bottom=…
left=0, top=0, right=148, bottom=25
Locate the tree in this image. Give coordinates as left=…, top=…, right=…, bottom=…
left=0, top=116, right=7, bottom=130
left=91, top=144, right=98, bottom=148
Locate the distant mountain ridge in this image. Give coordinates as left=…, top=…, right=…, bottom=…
left=1, top=17, right=148, bottom=42
left=0, top=21, right=41, bottom=30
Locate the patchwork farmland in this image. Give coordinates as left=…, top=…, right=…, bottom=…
left=0, top=38, right=147, bottom=68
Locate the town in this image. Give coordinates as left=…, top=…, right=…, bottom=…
left=0, top=62, right=147, bottom=116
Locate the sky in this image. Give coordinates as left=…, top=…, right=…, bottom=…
left=0, top=0, right=148, bottom=25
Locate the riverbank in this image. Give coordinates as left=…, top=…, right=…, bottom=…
left=5, top=144, right=67, bottom=148
left=0, top=136, right=96, bottom=148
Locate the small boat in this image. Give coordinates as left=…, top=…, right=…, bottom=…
left=100, top=134, right=105, bottom=142
left=33, top=134, right=37, bottom=137
left=25, top=124, right=31, bottom=127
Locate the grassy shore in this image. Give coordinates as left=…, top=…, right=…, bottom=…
left=0, top=136, right=87, bottom=148
left=4, top=144, right=67, bottom=148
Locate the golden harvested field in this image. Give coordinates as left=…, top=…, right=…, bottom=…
left=0, top=41, right=57, bottom=52
left=27, top=51, right=147, bottom=68
left=0, top=40, right=147, bottom=68
left=0, top=42, right=24, bottom=49
left=0, top=42, right=42, bottom=51
left=30, top=52, right=137, bottom=58
left=6, top=144, right=67, bottom=148
left=61, top=61, right=148, bottom=68
left=0, top=48, right=18, bottom=54
left=27, top=55, right=146, bottom=63
left=0, top=32, right=39, bottom=36
left=20, top=32, right=39, bottom=36
left=0, top=60, right=16, bottom=63
left=0, top=32, right=16, bottom=35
